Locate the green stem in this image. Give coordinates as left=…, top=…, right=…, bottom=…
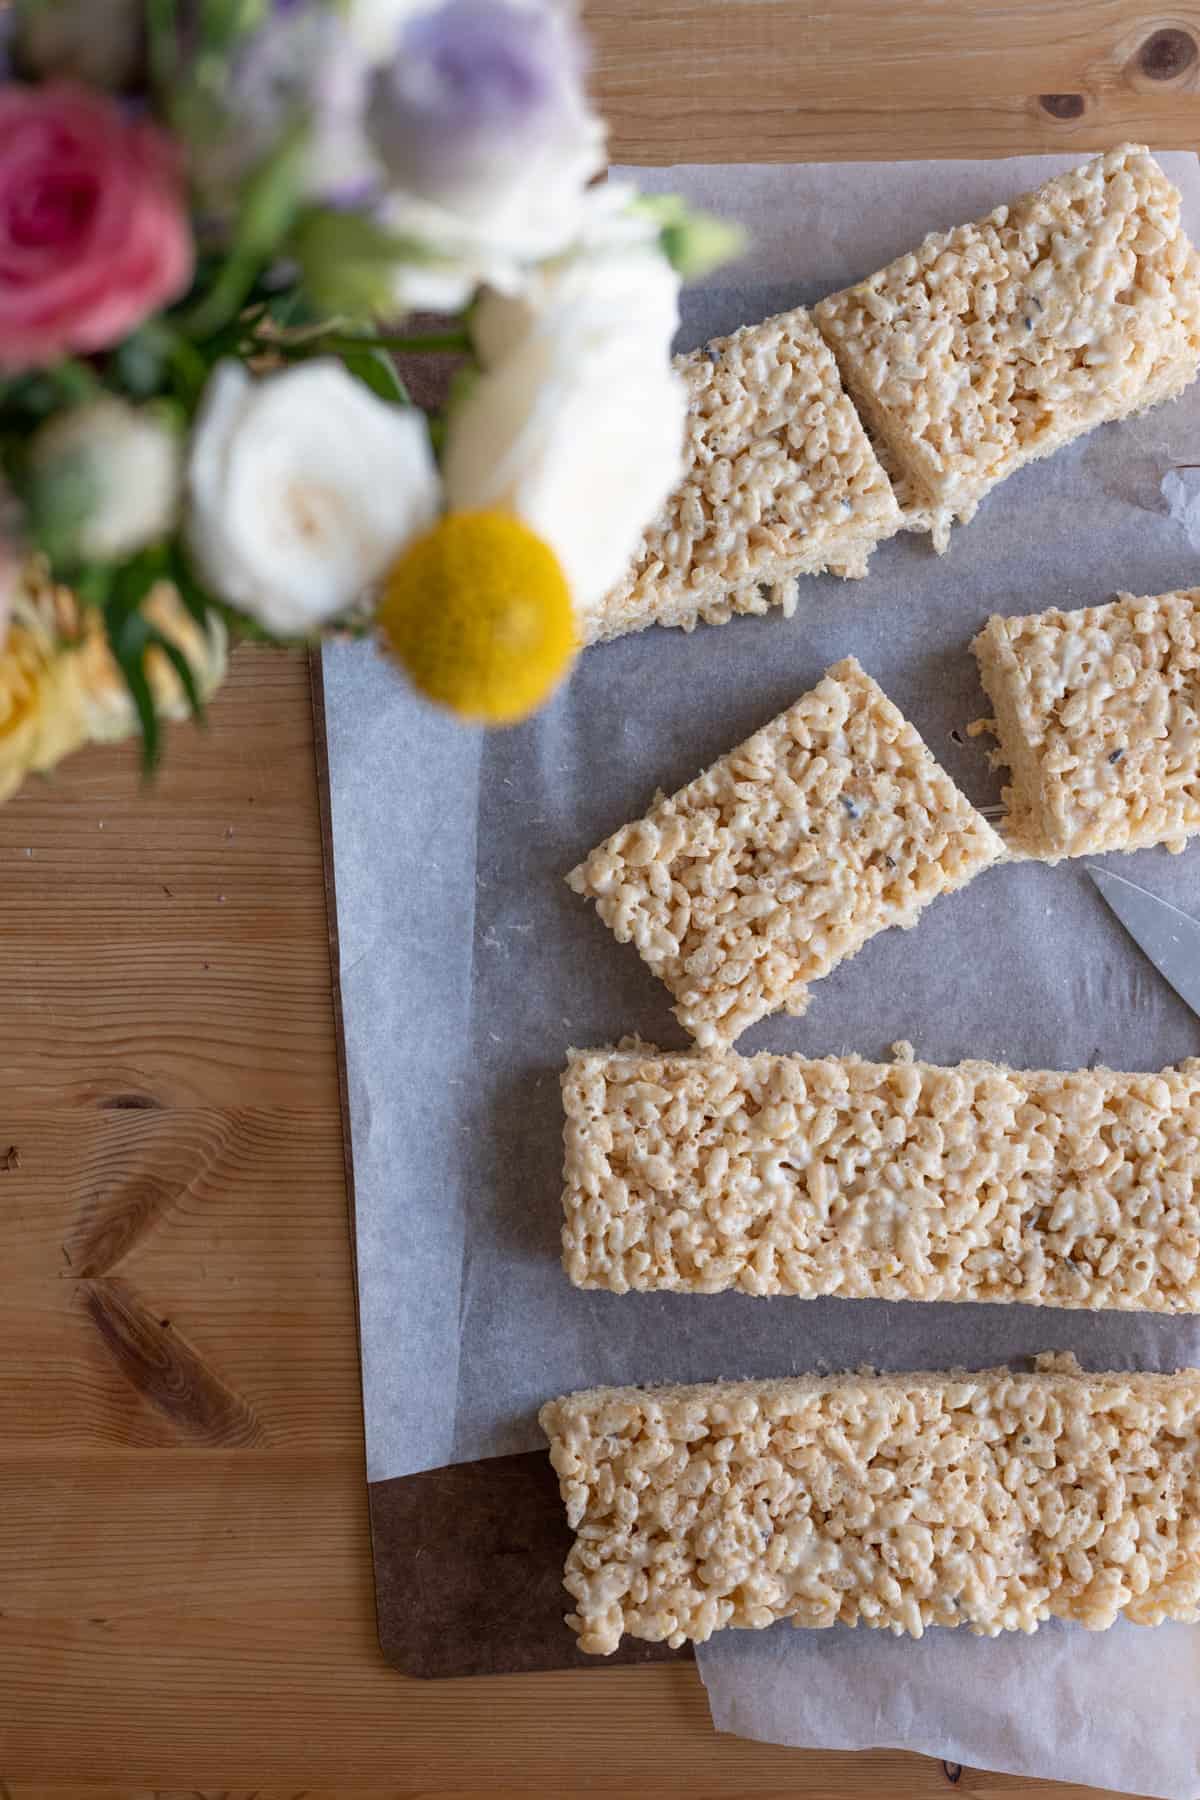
left=181, top=249, right=266, bottom=344
left=145, top=0, right=179, bottom=93
left=157, top=325, right=210, bottom=409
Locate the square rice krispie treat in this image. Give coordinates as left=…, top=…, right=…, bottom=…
left=579, top=307, right=903, bottom=644
left=813, top=146, right=1200, bottom=550
left=566, top=658, right=1004, bottom=1045
left=541, top=1357, right=1200, bottom=1653
left=972, top=586, right=1200, bottom=859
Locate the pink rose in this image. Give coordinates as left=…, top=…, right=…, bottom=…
left=0, top=84, right=193, bottom=370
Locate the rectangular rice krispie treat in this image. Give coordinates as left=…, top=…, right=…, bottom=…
left=561, top=1043, right=1200, bottom=1310
left=972, top=587, right=1200, bottom=859
left=813, top=146, right=1200, bottom=551
left=580, top=307, right=903, bottom=644
left=539, top=1356, right=1200, bottom=1654
left=566, top=658, right=1004, bottom=1046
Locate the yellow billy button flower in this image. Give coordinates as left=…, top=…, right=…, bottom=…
left=377, top=510, right=576, bottom=726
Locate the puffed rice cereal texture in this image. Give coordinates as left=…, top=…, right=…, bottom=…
left=579, top=307, right=903, bottom=644
left=565, top=658, right=1004, bottom=1046
left=539, top=1355, right=1200, bottom=1654
left=972, top=586, right=1200, bottom=860
left=813, top=146, right=1200, bottom=551
left=561, top=1043, right=1200, bottom=1310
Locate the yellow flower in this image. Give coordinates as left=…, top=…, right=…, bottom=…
left=0, top=561, right=229, bottom=806
left=376, top=510, right=576, bottom=725
left=0, top=574, right=90, bottom=804
left=75, top=582, right=228, bottom=745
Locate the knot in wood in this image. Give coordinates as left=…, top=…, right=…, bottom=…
left=1039, top=92, right=1086, bottom=119
left=1137, top=26, right=1198, bottom=80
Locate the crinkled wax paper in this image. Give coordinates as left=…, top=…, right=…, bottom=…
left=323, top=153, right=1200, bottom=1799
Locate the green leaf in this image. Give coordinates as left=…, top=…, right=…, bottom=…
left=182, top=125, right=309, bottom=342
left=144, top=0, right=181, bottom=93
left=290, top=207, right=434, bottom=323
left=106, top=548, right=168, bottom=630
left=72, top=564, right=114, bottom=612
left=238, top=123, right=309, bottom=260
left=338, top=343, right=410, bottom=406
left=148, top=625, right=206, bottom=725
left=0, top=372, right=61, bottom=421
left=263, top=287, right=319, bottom=330
left=106, top=320, right=210, bottom=412
left=99, top=549, right=176, bottom=772
left=110, top=329, right=169, bottom=400
left=165, top=541, right=310, bottom=651
left=100, top=616, right=158, bottom=772
left=121, top=645, right=162, bottom=776
left=199, top=0, right=268, bottom=50
left=1, top=361, right=101, bottom=422
left=659, top=215, right=747, bottom=281
left=167, top=544, right=220, bottom=634
left=631, top=194, right=747, bottom=281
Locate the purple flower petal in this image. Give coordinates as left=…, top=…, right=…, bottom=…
left=368, top=0, right=589, bottom=205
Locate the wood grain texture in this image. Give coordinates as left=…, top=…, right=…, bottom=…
left=1, top=2, right=1195, bottom=1790
left=590, top=0, right=1200, bottom=162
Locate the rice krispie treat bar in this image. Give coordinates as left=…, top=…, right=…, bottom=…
left=540, top=1356, right=1200, bottom=1654
left=562, top=1043, right=1200, bottom=1310
left=813, top=146, right=1200, bottom=551
left=566, top=658, right=1004, bottom=1046
left=972, top=587, right=1200, bottom=860
left=580, top=308, right=903, bottom=644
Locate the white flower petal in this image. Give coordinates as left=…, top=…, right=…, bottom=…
left=443, top=241, right=685, bottom=614
left=372, top=0, right=606, bottom=310
left=186, top=359, right=441, bottom=635
left=516, top=361, right=685, bottom=604
left=344, top=0, right=427, bottom=61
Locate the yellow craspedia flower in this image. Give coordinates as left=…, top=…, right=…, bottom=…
left=376, top=510, right=576, bottom=726
left=0, top=569, right=90, bottom=804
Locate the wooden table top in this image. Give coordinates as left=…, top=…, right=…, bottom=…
left=3, top=6, right=1197, bottom=1795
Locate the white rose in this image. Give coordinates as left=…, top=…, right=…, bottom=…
left=442, top=242, right=685, bottom=615
left=30, top=398, right=182, bottom=564
left=185, top=361, right=440, bottom=636
left=368, top=0, right=605, bottom=312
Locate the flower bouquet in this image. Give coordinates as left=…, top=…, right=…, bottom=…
left=0, top=0, right=738, bottom=802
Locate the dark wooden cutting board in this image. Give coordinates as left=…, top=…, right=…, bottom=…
left=312, top=656, right=689, bottom=1678
left=369, top=1450, right=691, bottom=1678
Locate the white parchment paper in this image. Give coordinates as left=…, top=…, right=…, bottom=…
left=322, top=155, right=1200, bottom=1797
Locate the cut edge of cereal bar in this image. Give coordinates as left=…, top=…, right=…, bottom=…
left=970, top=613, right=1062, bottom=857
left=560, top=1041, right=1200, bottom=1311
left=972, top=587, right=1200, bottom=861
left=813, top=145, right=1200, bottom=552
left=565, top=657, right=1005, bottom=1047
left=578, top=308, right=904, bottom=646
left=539, top=1354, right=1200, bottom=1654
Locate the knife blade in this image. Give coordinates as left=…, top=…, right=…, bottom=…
left=1087, top=865, right=1200, bottom=1022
